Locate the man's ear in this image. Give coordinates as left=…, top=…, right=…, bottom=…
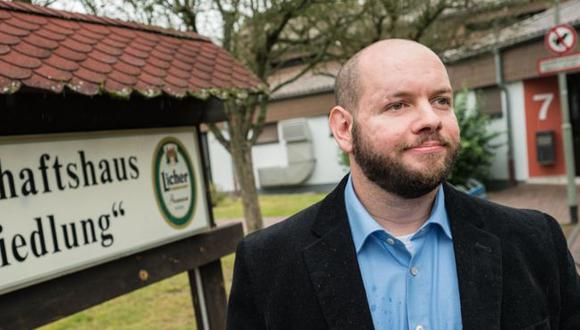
left=329, top=106, right=354, bottom=153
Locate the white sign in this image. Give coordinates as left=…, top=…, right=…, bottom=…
left=0, top=127, right=210, bottom=294
left=537, top=52, right=580, bottom=75
left=545, top=24, right=577, bottom=54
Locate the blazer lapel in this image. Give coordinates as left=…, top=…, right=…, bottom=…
left=444, top=184, right=503, bottom=330
left=302, top=179, right=503, bottom=329
left=303, top=177, right=374, bottom=330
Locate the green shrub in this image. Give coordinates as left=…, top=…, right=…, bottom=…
left=447, top=90, right=501, bottom=186
left=339, top=148, right=350, bottom=169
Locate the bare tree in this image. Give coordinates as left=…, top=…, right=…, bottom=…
left=58, top=0, right=547, bottom=232
left=206, top=0, right=353, bottom=232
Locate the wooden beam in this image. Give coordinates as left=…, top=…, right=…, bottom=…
left=0, top=223, right=243, bottom=329
left=0, top=93, right=226, bottom=136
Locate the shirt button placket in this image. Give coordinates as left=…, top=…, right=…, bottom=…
left=410, top=266, right=418, bottom=277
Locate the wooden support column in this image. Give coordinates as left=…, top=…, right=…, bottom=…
left=190, top=260, right=228, bottom=330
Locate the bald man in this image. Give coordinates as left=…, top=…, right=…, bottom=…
left=227, top=40, right=580, bottom=330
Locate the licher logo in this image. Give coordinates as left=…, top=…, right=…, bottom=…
left=165, top=146, right=179, bottom=164
left=153, top=137, right=196, bottom=228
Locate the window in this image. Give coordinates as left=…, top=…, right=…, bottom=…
left=476, top=86, right=502, bottom=117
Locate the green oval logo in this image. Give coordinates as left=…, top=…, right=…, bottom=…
left=153, top=137, right=196, bottom=228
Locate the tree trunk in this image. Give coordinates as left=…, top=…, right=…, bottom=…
left=231, top=144, right=263, bottom=232
left=228, top=109, right=263, bottom=233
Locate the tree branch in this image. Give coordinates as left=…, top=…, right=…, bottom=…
left=242, top=94, right=260, bottom=138
left=411, top=0, right=449, bottom=41
left=78, top=0, right=101, bottom=15
left=249, top=96, right=269, bottom=145
left=270, top=61, right=316, bottom=94
left=208, top=123, right=231, bottom=152
left=252, top=0, right=312, bottom=78
left=270, top=38, right=332, bottom=93
left=265, top=0, right=310, bottom=51
left=172, top=0, right=198, bottom=32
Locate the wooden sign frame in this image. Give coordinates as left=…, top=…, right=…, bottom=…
left=0, top=91, right=240, bottom=329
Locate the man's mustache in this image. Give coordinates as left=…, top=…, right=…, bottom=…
left=398, top=134, right=453, bottom=151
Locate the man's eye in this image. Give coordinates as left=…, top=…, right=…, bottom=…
left=386, top=102, right=405, bottom=111
left=434, top=97, right=451, bottom=106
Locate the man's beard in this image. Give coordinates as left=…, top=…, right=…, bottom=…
left=352, top=121, right=459, bottom=199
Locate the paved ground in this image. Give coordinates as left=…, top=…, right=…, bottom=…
left=487, top=184, right=580, bottom=272
left=487, top=184, right=580, bottom=225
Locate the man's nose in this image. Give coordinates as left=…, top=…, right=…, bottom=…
left=412, top=101, right=442, bottom=133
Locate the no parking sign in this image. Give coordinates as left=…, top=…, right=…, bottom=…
left=545, top=24, right=577, bottom=55
left=538, top=24, right=580, bottom=75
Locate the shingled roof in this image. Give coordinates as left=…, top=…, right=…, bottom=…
left=442, top=0, right=580, bottom=62
left=0, top=1, right=261, bottom=99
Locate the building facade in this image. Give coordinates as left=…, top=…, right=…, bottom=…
left=207, top=0, right=580, bottom=192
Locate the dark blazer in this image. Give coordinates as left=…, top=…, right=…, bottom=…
left=227, top=177, right=580, bottom=330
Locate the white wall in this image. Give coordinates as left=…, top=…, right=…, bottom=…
left=251, top=138, right=287, bottom=187
left=463, top=83, right=527, bottom=182
left=488, top=116, right=510, bottom=180
left=207, top=115, right=346, bottom=192
left=507, top=81, right=529, bottom=181
left=303, top=116, right=348, bottom=184
left=207, top=132, right=235, bottom=192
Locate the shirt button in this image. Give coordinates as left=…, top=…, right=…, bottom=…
left=410, top=267, right=418, bottom=276
left=416, top=325, right=424, bottom=330
left=386, top=238, right=395, bottom=245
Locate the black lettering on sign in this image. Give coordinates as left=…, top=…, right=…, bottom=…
left=0, top=152, right=141, bottom=201
left=0, top=201, right=127, bottom=269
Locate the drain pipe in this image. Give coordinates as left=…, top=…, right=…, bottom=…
left=494, top=48, right=517, bottom=185
left=554, top=0, right=578, bottom=224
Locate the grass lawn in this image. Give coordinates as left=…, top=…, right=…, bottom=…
left=41, top=192, right=325, bottom=329
left=42, top=254, right=237, bottom=330
left=213, top=192, right=327, bottom=219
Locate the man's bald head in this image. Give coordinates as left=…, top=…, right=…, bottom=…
left=334, top=39, right=446, bottom=112
left=334, top=50, right=363, bottom=112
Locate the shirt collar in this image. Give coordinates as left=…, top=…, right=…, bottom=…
left=344, top=175, right=452, bottom=254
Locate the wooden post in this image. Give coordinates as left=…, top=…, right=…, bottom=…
left=189, top=125, right=230, bottom=330
left=190, top=260, right=228, bottom=330
left=0, top=223, right=243, bottom=329
left=0, top=81, right=238, bottom=330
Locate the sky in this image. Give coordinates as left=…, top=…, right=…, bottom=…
left=48, top=0, right=223, bottom=42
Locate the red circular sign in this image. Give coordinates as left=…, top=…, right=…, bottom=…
left=545, top=24, right=577, bottom=55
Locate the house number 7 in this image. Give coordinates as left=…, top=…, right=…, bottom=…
left=533, top=93, right=554, bottom=121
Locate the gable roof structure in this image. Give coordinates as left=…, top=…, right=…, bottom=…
left=442, top=0, right=580, bottom=62
left=269, top=62, right=339, bottom=101
left=0, top=0, right=261, bottom=99
left=270, top=1, right=580, bottom=101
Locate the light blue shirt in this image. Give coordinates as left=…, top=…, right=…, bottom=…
left=345, top=176, right=462, bottom=330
